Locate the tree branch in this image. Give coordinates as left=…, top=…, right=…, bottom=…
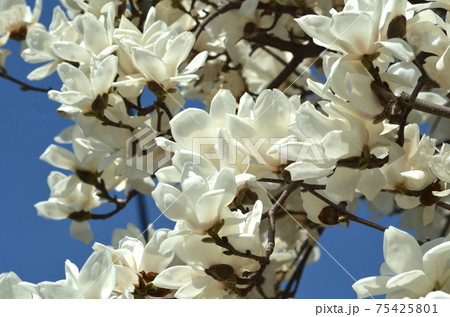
left=266, top=53, right=304, bottom=90
left=0, top=68, right=51, bottom=93
left=193, top=1, right=239, bottom=39
left=398, top=92, right=450, bottom=119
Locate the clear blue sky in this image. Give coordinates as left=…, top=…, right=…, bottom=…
left=0, top=2, right=403, bottom=298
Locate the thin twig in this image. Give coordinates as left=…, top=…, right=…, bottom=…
left=0, top=69, right=51, bottom=93
left=398, top=92, right=450, bottom=119
left=266, top=53, right=304, bottom=90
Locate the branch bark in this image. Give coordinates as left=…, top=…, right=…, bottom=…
left=399, top=92, right=450, bottom=119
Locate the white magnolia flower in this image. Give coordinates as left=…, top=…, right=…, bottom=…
left=113, top=7, right=207, bottom=95
left=432, top=143, right=450, bottom=183
left=48, top=55, right=118, bottom=113
left=381, top=124, right=448, bottom=225
left=21, top=5, right=80, bottom=80
left=62, top=0, right=122, bottom=19
left=0, top=0, right=42, bottom=46
left=406, top=9, right=450, bottom=92
left=281, top=99, right=398, bottom=202
left=0, top=272, right=31, bottom=299
left=93, top=229, right=174, bottom=296
left=19, top=250, right=116, bottom=299
left=352, top=226, right=450, bottom=299
left=51, top=10, right=118, bottom=65
left=296, top=0, right=414, bottom=90
left=153, top=164, right=237, bottom=234
left=156, top=89, right=297, bottom=182
left=153, top=234, right=260, bottom=299
left=34, top=172, right=101, bottom=244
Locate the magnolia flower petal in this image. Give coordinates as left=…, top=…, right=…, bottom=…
left=35, top=282, right=82, bottom=299
left=326, top=167, right=360, bottom=201
left=384, top=226, right=422, bottom=274
left=70, top=221, right=94, bottom=245
left=423, top=205, right=435, bottom=226
left=357, top=168, right=387, bottom=201
left=152, top=183, right=189, bottom=221
left=92, top=55, right=118, bottom=95
left=57, top=63, right=91, bottom=96
left=386, top=270, right=434, bottom=297
left=132, top=47, right=166, bottom=83
left=152, top=265, right=199, bottom=289
left=286, top=161, right=334, bottom=181
left=210, top=89, right=236, bottom=126
left=78, top=250, right=116, bottom=299
left=40, top=144, right=77, bottom=170
left=422, top=241, right=450, bottom=288
left=181, top=51, right=208, bottom=75
left=163, top=32, right=195, bottom=77
left=352, top=276, right=390, bottom=299
left=35, top=201, right=72, bottom=220
left=27, top=61, right=58, bottom=81
left=170, top=109, right=217, bottom=150
left=51, top=41, right=90, bottom=63
left=0, top=272, right=31, bottom=299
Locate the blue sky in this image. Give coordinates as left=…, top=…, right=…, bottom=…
left=0, top=2, right=403, bottom=298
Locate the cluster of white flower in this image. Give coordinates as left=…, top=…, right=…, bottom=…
left=0, top=0, right=449, bottom=299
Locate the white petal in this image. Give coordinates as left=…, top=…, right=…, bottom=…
left=196, top=190, right=224, bottom=230
left=357, top=168, right=387, bottom=201
left=181, top=51, right=208, bottom=75
left=82, top=14, right=109, bottom=55
left=422, top=241, right=450, bottom=288
left=57, top=63, right=91, bottom=96
left=132, top=47, right=166, bottom=82
left=152, top=266, right=199, bottom=289
left=378, top=39, right=414, bottom=62
left=78, top=250, right=116, bottom=299
left=352, top=276, right=390, bottom=299
left=0, top=272, right=31, bottom=299
left=253, top=89, right=292, bottom=138
left=27, top=62, right=58, bottom=80
left=51, top=42, right=90, bottom=63
left=323, top=130, right=363, bottom=161
left=346, top=72, right=384, bottom=117
left=152, top=183, right=189, bottom=221
left=384, top=226, right=422, bottom=274
left=36, top=282, right=81, bottom=299
left=40, top=144, right=77, bottom=170
left=286, top=161, right=334, bottom=180
left=170, top=109, right=217, bottom=151
left=423, top=205, right=435, bottom=226
left=35, top=201, right=72, bottom=220
left=92, top=55, right=118, bottom=95
left=386, top=270, right=433, bottom=297
left=210, top=89, right=236, bottom=126
left=162, top=32, right=195, bottom=77
left=70, top=221, right=94, bottom=244
left=295, top=16, right=338, bottom=51
left=326, top=167, right=360, bottom=201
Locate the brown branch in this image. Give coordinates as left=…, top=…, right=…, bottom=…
left=266, top=53, right=304, bottom=90
left=0, top=68, right=51, bottom=93
left=278, top=228, right=325, bottom=298
left=214, top=236, right=265, bottom=263
left=299, top=182, right=388, bottom=233
left=69, top=189, right=138, bottom=221
left=398, top=92, right=450, bottom=119
left=437, top=201, right=450, bottom=212
left=193, top=1, right=304, bottom=40
left=193, top=1, right=239, bottom=39
left=264, top=181, right=302, bottom=259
